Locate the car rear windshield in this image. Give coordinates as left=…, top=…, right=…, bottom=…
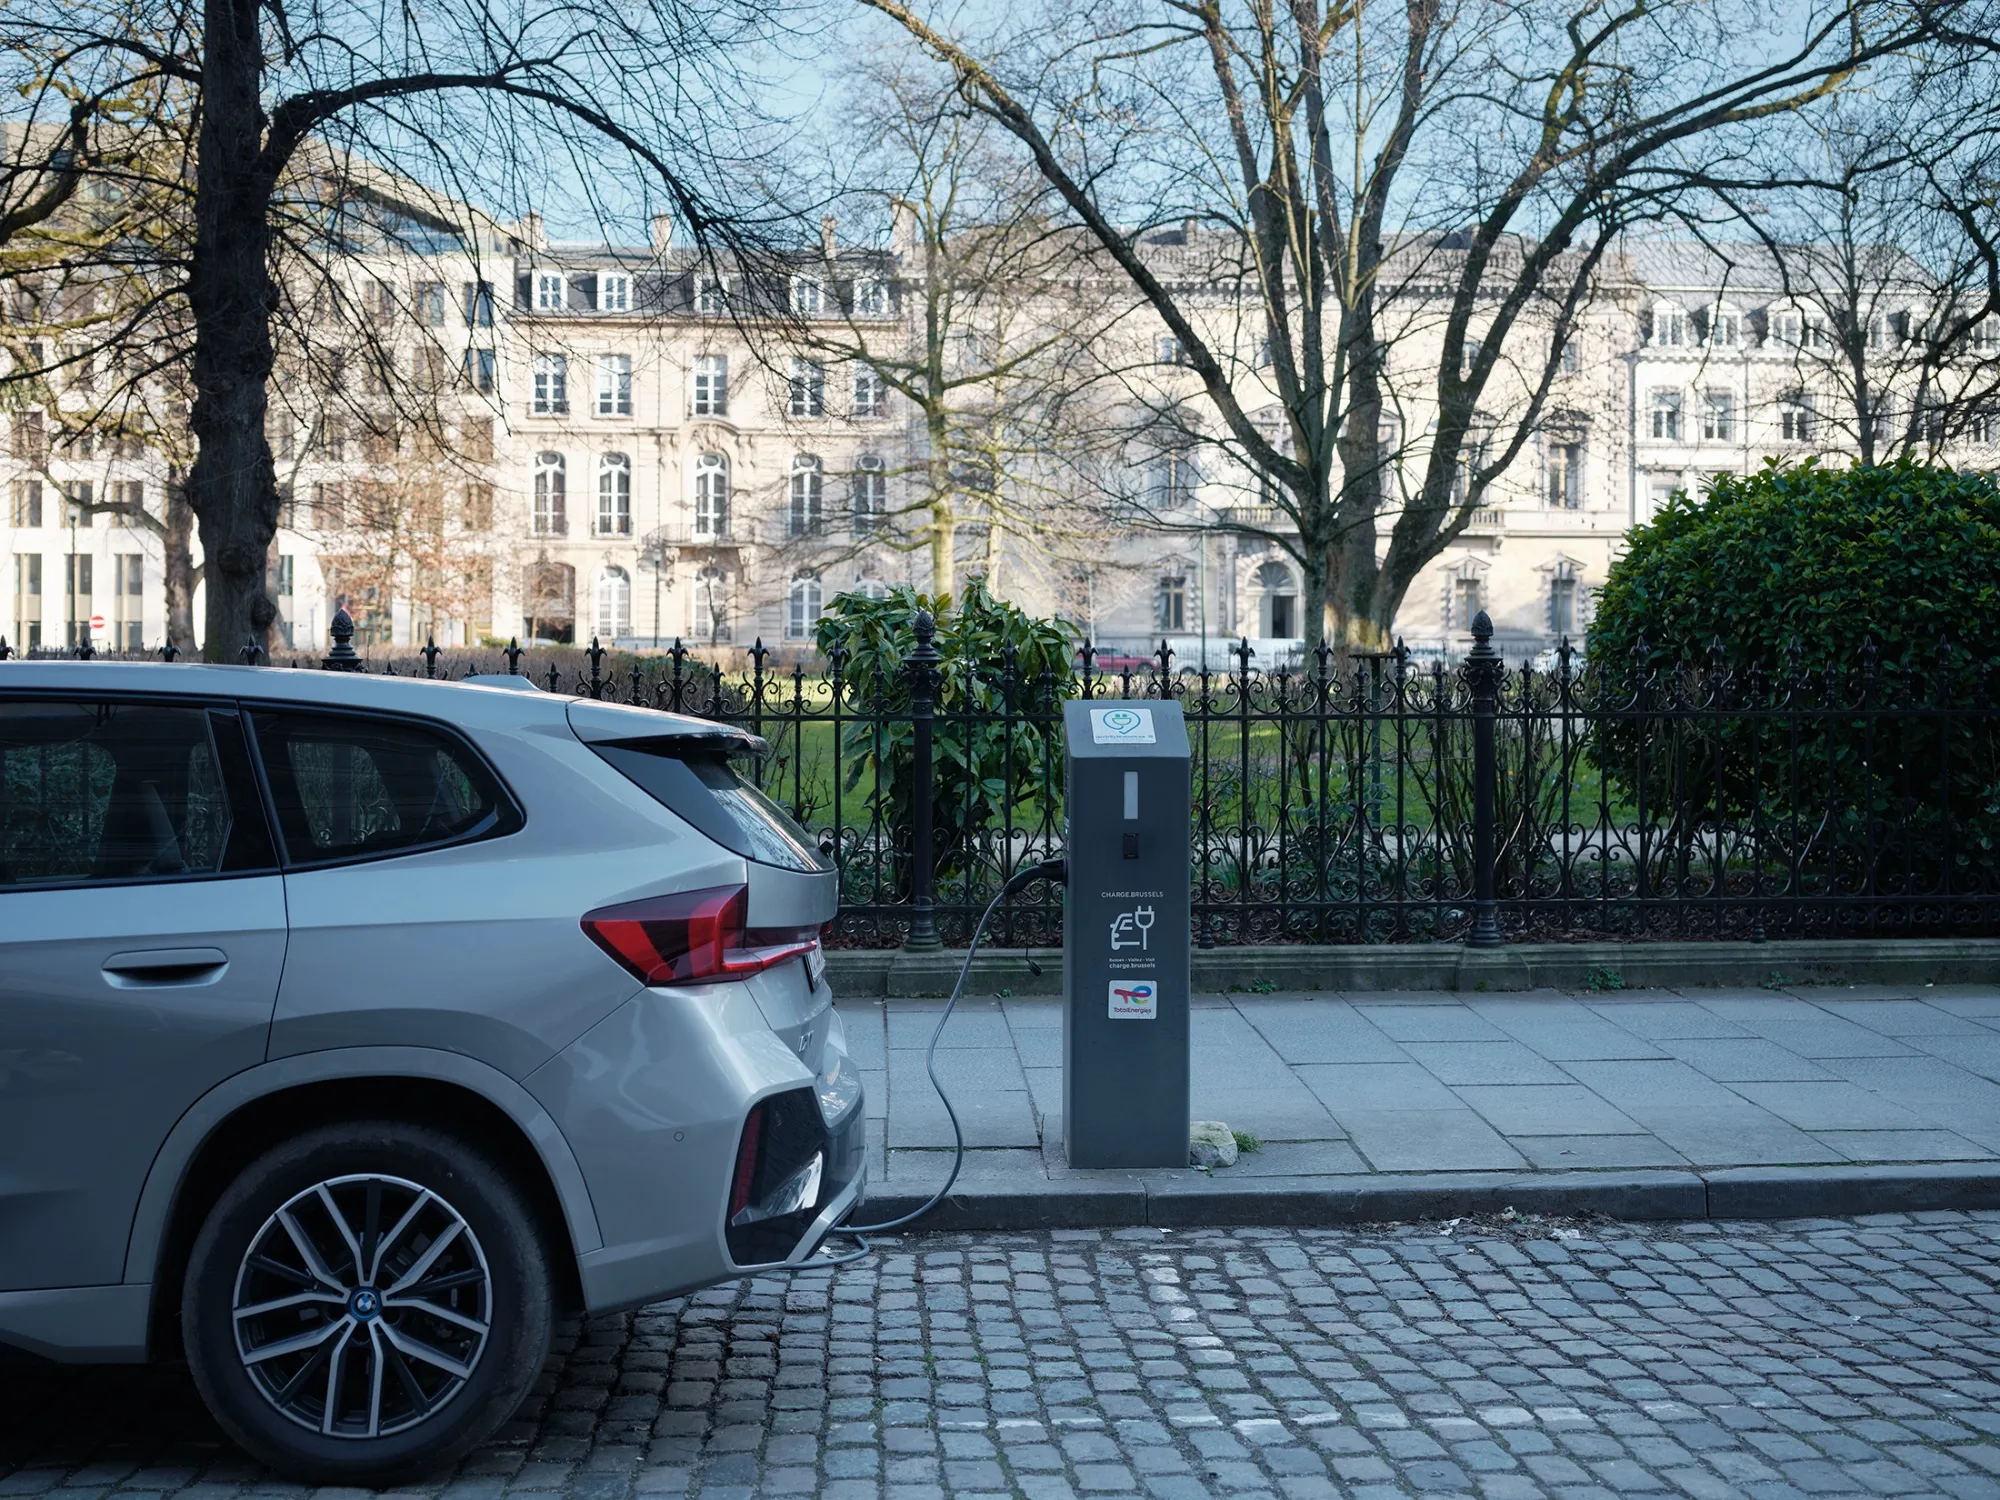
left=592, top=743, right=828, bottom=873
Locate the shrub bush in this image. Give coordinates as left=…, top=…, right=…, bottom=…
left=814, top=579, right=1077, bottom=900
left=1589, top=460, right=2000, bottom=915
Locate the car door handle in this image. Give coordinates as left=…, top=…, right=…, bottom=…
left=102, top=948, right=230, bottom=987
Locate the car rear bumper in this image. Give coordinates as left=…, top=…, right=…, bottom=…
left=534, top=978, right=866, bottom=1315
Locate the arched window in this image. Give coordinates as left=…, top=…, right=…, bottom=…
left=853, top=578, right=889, bottom=601
left=596, top=453, right=631, bottom=536
left=694, top=565, right=731, bottom=643
left=523, top=558, right=575, bottom=644
left=852, top=454, right=886, bottom=534
left=1254, top=560, right=1296, bottom=639
left=789, top=455, right=824, bottom=537
left=532, top=452, right=566, bottom=535
left=693, top=452, right=730, bottom=539
left=787, top=573, right=823, bottom=639
left=596, top=566, right=631, bottom=640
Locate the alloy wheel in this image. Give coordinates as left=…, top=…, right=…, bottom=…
left=230, top=1172, right=492, bottom=1438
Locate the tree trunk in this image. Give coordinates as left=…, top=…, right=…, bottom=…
left=163, top=468, right=197, bottom=649
left=187, top=0, right=280, bottom=662
left=925, top=402, right=955, bottom=597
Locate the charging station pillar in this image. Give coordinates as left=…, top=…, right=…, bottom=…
left=1060, top=700, right=1191, bottom=1169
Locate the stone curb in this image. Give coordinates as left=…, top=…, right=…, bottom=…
left=827, top=938, right=2000, bottom=998
left=854, top=1162, right=2000, bottom=1230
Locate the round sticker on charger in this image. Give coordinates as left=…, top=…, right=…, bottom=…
left=1089, top=706, right=1157, bottom=745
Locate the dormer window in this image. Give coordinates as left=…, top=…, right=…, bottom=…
left=1650, top=302, right=1687, bottom=348
left=534, top=271, right=566, bottom=311
left=598, top=273, right=631, bottom=313
left=1770, top=309, right=1801, bottom=346
left=790, top=274, right=824, bottom=315
left=853, top=279, right=889, bottom=316
left=695, top=274, right=731, bottom=315
left=1708, top=306, right=1740, bottom=348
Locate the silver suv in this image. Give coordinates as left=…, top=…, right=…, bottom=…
left=0, top=663, right=864, bottom=1481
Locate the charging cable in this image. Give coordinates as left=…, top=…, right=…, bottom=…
left=809, top=857, right=1067, bottom=1264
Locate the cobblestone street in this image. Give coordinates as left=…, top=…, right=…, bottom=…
left=5, top=1214, right=2000, bottom=1500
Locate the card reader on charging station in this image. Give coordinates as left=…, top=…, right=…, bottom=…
left=1060, top=700, right=1191, bottom=1168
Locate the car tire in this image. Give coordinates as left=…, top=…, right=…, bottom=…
left=182, top=1121, right=554, bottom=1484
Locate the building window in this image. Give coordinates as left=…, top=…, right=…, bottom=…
left=596, top=354, right=633, bottom=416
left=787, top=574, right=823, bottom=639
left=1780, top=391, right=1813, bottom=442
left=694, top=565, right=731, bottom=642
left=789, top=357, right=826, bottom=417
left=598, top=273, right=631, bottom=312
left=1157, top=576, right=1187, bottom=633
left=789, top=275, right=824, bottom=315
left=10, top=410, right=45, bottom=462
left=534, top=271, right=567, bottom=311
left=463, top=347, right=496, bottom=393
left=854, top=364, right=887, bottom=418
left=464, top=281, right=495, bottom=328
left=64, top=552, right=93, bottom=648
left=1649, top=390, right=1683, bottom=441
left=1650, top=302, right=1687, bottom=347
left=695, top=275, right=730, bottom=315
left=463, top=417, right=496, bottom=463
left=853, top=279, right=889, bottom=316
left=789, top=456, right=824, bottom=537
left=692, top=354, right=728, bottom=416
left=523, top=558, right=576, bottom=644
left=1708, top=307, right=1740, bottom=348
left=1559, top=337, right=1581, bottom=373
left=533, top=452, right=568, bottom=535
left=110, top=479, right=144, bottom=514
left=1802, top=313, right=1829, bottom=350
left=111, top=552, right=143, bottom=650
left=415, top=282, right=447, bottom=326
left=1544, top=441, right=1580, bottom=509
left=463, top=482, right=494, bottom=529
left=596, top=453, right=632, bottom=536
left=852, top=456, right=886, bottom=533
left=532, top=353, right=568, bottom=415
left=1157, top=335, right=1187, bottom=365
left=1149, top=451, right=1200, bottom=507
left=1701, top=389, right=1735, bottom=442
left=595, top=566, right=632, bottom=639
left=693, top=453, right=730, bottom=539
left=12, top=553, right=42, bottom=649
left=10, top=479, right=41, bottom=528
left=1450, top=571, right=1483, bottom=631
left=1255, top=562, right=1297, bottom=639
left=1770, top=309, right=1801, bottom=347
left=853, top=578, right=889, bottom=601
left=1549, top=565, right=1579, bottom=637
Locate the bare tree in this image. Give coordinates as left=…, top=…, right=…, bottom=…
left=776, top=61, right=1128, bottom=602
left=5, top=0, right=794, bottom=658
left=1731, top=86, right=2000, bottom=463
left=855, top=0, right=1976, bottom=654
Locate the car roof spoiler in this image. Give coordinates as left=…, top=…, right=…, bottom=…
left=565, top=699, right=768, bottom=758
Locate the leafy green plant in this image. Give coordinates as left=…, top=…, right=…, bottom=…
left=815, top=579, right=1077, bottom=900
left=1231, top=1130, right=1263, bottom=1154
left=1583, top=966, right=1624, bottom=993
left=1590, top=460, right=2000, bottom=904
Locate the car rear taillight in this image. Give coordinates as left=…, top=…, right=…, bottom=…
left=581, top=884, right=819, bottom=986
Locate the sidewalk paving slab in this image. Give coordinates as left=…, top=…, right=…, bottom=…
left=840, top=983, right=2000, bottom=1227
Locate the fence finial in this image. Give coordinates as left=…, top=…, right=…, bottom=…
left=421, top=634, right=441, bottom=677
left=0, top=636, right=11, bottom=661
left=504, top=637, right=524, bottom=675
left=324, top=607, right=364, bottom=672
left=160, top=637, right=179, bottom=662
left=242, top=637, right=264, bottom=665
left=1471, top=609, right=1493, bottom=645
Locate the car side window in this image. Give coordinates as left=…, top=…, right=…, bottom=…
left=250, top=709, right=518, bottom=866
left=0, top=699, right=273, bottom=888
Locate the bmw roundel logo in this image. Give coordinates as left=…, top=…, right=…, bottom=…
left=349, top=1288, right=381, bottom=1319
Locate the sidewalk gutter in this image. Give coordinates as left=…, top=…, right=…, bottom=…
left=854, top=1163, right=2000, bottom=1231
left=828, top=938, right=2000, bottom=998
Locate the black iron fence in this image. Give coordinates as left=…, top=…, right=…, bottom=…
left=8, top=611, right=1997, bottom=948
